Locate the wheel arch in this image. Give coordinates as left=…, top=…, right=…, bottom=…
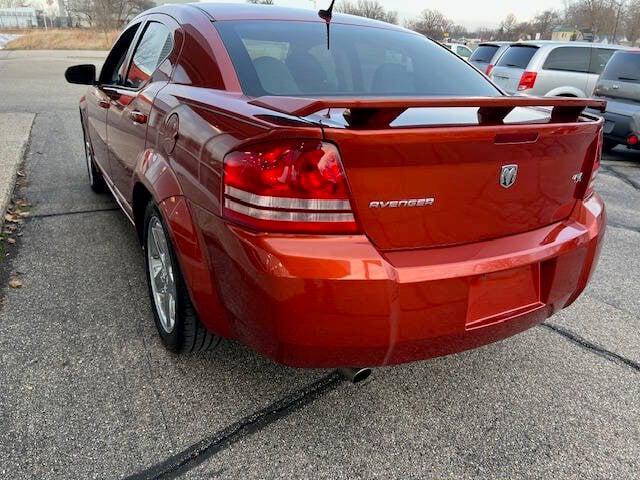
left=545, top=86, right=585, bottom=98
left=132, top=150, right=233, bottom=338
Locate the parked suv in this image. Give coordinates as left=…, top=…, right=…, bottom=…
left=593, top=50, right=640, bottom=151
left=469, top=41, right=511, bottom=75
left=490, top=41, right=624, bottom=96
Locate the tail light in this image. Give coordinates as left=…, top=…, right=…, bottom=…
left=627, top=133, right=639, bottom=146
left=222, top=139, right=359, bottom=234
left=517, top=71, right=537, bottom=91
left=585, top=129, right=603, bottom=199
left=485, top=64, right=494, bottom=76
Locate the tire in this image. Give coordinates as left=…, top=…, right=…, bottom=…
left=603, top=139, right=617, bottom=153
left=82, top=128, right=107, bottom=193
left=143, top=202, right=218, bottom=354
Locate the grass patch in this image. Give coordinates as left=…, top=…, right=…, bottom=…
left=6, top=29, right=117, bottom=50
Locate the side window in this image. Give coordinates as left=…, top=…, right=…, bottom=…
left=543, top=47, right=590, bottom=73
left=125, top=22, right=173, bottom=89
left=99, top=23, right=140, bottom=85
left=589, top=48, right=616, bottom=75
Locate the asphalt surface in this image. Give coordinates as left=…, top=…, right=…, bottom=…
left=0, top=50, right=639, bottom=480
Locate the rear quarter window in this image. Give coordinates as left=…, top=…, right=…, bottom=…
left=589, top=48, right=616, bottom=74
left=496, top=45, right=538, bottom=69
left=215, top=21, right=499, bottom=98
left=543, top=46, right=590, bottom=73
left=601, top=51, right=640, bottom=83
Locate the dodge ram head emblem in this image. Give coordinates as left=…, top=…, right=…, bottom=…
left=500, top=164, right=518, bottom=189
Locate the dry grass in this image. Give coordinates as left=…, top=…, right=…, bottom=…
left=5, top=29, right=118, bottom=51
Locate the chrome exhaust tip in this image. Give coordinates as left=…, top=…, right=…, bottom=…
left=339, top=368, right=372, bottom=384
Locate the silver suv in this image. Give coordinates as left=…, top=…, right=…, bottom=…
left=490, top=41, right=625, bottom=97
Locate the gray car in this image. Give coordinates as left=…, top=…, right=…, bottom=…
left=592, top=50, right=640, bottom=151
left=468, top=42, right=511, bottom=75
left=490, top=41, right=625, bottom=97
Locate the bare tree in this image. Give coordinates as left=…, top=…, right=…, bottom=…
left=564, top=0, right=622, bottom=38
left=66, top=0, right=153, bottom=29
left=625, top=0, right=640, bottom=44
left=336, top=1, right=398, bottom=24
left=448, top=24, right=469, bottom=40
left=532, top=9, right=562, bottom=39
left=497, top=13, right=520, bottom=41
left=0, top=0, right=24, bottom=7
left=406, top=9, right=452, bottom=40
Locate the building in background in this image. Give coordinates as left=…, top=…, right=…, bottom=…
left=0, top=7, right=38, bottom=28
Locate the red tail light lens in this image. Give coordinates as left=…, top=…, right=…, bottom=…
left=627, top=134, right=638, bottom=146
left=485, top=64, right=494, bottom=76
left=223, top=140, right=359, bottom=234
left=517, top=71, right=537, bottom=91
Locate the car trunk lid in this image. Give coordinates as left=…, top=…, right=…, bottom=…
left=250, top=96, right=605, bottom=251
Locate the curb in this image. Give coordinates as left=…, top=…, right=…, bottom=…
left=0, top=113, right=35, bottom=221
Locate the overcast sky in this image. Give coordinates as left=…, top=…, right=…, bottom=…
left=207, top=0, right=561, bottom=29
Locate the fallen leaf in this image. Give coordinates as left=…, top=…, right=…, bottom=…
left=7, top=238, right=15, bottom=245
left=3, top=214, right=20, bottom=223
left=8, top=278, right=22, bottom=289
left=16, top=171, right=25, bottom=178
left=17, top=211, right=29, bottom=218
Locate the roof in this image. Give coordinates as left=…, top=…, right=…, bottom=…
left=516, top=40, right=627, bottom=49
left=190, top=2, right=407, bottom=31
left=478, top=41, right=512, bottom=46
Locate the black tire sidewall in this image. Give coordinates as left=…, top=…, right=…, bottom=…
left=81, top=123, right=105, bottom=193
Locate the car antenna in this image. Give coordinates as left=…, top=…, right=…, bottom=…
left=318, top=0, right=336, bottom=50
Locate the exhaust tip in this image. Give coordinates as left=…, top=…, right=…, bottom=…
left=339, top=368, right=372, bottom=384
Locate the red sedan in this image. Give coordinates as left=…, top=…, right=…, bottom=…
left=65, top=3, right=606, bottom=369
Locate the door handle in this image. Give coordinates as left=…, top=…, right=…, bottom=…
left=98, top=99, right=111, bottom=109
left=129, top=111, right=148, bottom=124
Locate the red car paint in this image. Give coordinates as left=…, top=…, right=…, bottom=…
left=75, top=4, right=606, bottom=368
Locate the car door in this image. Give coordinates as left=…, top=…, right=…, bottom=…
left=104, top=16, right=179, bottom=204
left=537, top=46, right=590, bottom=96
left=84, top=23, right=141, bottom=180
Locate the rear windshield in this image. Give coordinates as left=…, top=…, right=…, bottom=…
left=470, top=45, right=499, bottom=63
left=215, top=21, right=499, bottom=97
left=601, top=52, right=640, bottom=83
left=496, top=45, right=538, bottom=69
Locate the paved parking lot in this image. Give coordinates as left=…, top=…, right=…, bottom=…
left=1, top=50, right=639, bottom=480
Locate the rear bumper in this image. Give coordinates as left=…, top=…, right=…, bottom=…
left=588, top=106, right=637, bottom=145
left=206, top=194, right=606, bottom=368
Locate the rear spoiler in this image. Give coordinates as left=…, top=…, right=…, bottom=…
left=249, top=96, right=607, bottom=128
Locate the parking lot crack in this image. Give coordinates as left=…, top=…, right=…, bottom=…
left=122, top=371, right=345, bottom=480
left=600, top=166, right=640, bottom=192
left=29, top=206, right=119, bottom=219
left=608, top=222, right=640, bottom=235
left=542, top=323, right=640, bottom=373
left=138, top=329, right=178, bottom=452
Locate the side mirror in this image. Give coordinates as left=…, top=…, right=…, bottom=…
left=65, top=64, right=97, bottom=85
